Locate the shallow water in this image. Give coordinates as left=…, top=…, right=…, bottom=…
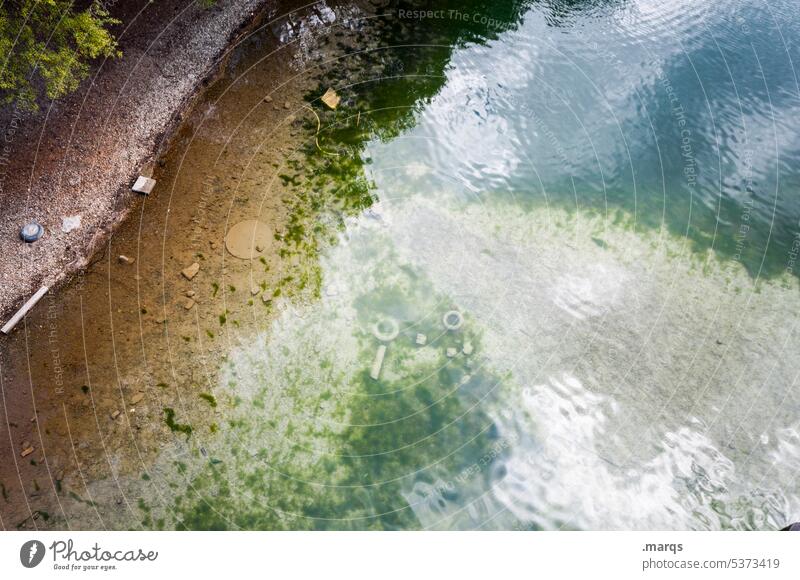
left=2, top=0, right=800, bottom=530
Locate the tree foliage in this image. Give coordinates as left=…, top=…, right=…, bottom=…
left=0, top=1, right=120, bottom=109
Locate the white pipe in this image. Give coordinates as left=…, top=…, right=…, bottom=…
left=1, top=286, right=49, bottom=335
left=370, top=345, right=387, bottom=380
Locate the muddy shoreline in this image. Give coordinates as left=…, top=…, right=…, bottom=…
left=0, top=0, right=275, bottom=326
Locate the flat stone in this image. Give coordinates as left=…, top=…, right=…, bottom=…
left=21, top=446, right=35, bottom=457
left=130, top=393, right=145, bottom=405
left=185, top=290, right=195, bottom=297
left=132, top=175, right=156, bottom=195
left=463, top=342, right=474, bottom=355
left=110, top=410, right=120, bottom=420
left=446, top=347, right=457, bottom=358
left=19, top=222, right=44, bottom=243
left=225, top=220, right=272, bottom=260
left=415, top=333, right=427, bottom=346
left=284, top=101, right=291, bottom=109
left=182, top=262, right=200, bottom=280
left=183, top=298, right=196, bottom=310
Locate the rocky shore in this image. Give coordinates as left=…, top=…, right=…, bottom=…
left=0, top=0, right=271, bottom=326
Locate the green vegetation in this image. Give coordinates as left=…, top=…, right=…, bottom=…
left=163, top=407, right=193, bottom=438
left=0, top=1, right=120, bottom=109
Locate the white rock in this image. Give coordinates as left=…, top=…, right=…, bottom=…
left=132, top=175, right=156, bottom=195
left=61, top=215, right=82, bottom=233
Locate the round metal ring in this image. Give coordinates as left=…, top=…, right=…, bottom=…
left=442, top=310, right=464, bottom=330
left=373, top=317, right=400, bottom=342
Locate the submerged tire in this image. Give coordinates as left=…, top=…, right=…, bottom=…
left=442, top=310, right=464, bottom=330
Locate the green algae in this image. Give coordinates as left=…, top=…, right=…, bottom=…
left=199, top=393, right=218, bottom=408
left=163, top=408, right=193, bottom=438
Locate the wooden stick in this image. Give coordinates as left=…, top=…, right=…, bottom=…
left=1, top=286, right=49, bottom=335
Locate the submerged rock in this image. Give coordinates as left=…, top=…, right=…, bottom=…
left=182, top=262, right=200, bottom=280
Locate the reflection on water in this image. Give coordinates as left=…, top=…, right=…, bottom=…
left=404, top=0, right=800, bottom=277
left=2, top=0, right=800, bottom=530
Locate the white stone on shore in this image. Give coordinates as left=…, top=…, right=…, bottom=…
left=132, top=175, right=156, bottom=195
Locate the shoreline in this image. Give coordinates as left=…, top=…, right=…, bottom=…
left=0, top=0, right=273, bottom=326
left=0, top=0, right=342, bottom=529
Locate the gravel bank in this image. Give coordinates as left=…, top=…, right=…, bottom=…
left=0, top=0, right=272, bottom=325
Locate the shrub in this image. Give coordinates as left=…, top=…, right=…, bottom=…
left=0, top=1, right=120, bottom=110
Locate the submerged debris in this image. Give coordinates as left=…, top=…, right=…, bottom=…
left=320, top=87, right=341, bottom=109
left=370, top=344, right=387, bottom=380
left=442, top=310, right=464, bottom=330
left=61, top=215, right=82, bottom=233
left=132, top=175, right=156, bottom=195
left=224, top=220, right=272, bottom=260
